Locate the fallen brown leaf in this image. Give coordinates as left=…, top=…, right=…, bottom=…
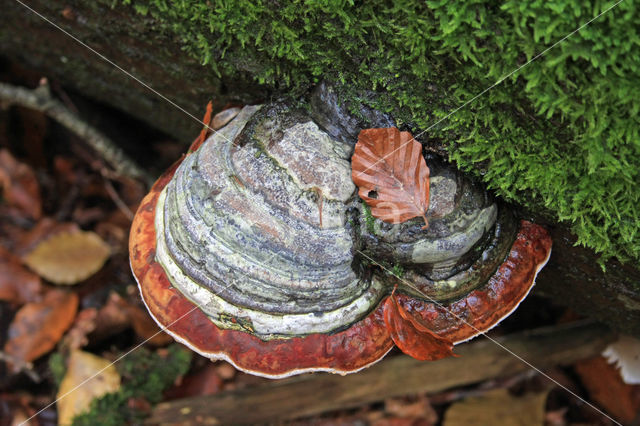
left=443, top=388, right=549, bottom=426
left=0, top=148, right=42, bottom=220
left=384, top=395, right=437, bottom=424
left=4, top=289, right=78, bottom=372
left=163, top=363, right=223, bottom=400
left=14, top=218, right=79, bottom=257
left=23, top=230, right=111, bottom=284
left=352, top=128, right=430, bottom=228
left=216, top=362, right=237, bottom=381
left=90, top=292, right=131, bottom=342
left=56, top=349, right=121, bottom=425
left=16, top=106, right=48, bottom=169
left=0, top=246, right=42, bottom=305
left=127, top=397, right=152, bottom=415
left=545, top=408, right=567, bottom=426
left=574, top=356, right=640, bottom=424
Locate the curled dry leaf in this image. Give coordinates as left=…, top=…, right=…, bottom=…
left=0, top=246, right=42, bottom=305
left=57, top=350, right=121, bottom=426
left=383, top=292, right=456, bottom=361
left=4, top=289, right=78, bottom=372
left=352, top=128, right=430, bottom=228
left=23, top=230, right=111, bottom=285
left=0, top=149, right=42, bottom=220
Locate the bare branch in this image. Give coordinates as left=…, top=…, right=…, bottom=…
left=0, top=80, right=153, bottom=187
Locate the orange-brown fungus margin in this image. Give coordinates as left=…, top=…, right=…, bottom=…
left=129, top=145, right=552, bottom=377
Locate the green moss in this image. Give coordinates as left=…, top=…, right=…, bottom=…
left=71, top=344, right=192, bottom=425
left=361, top=201, right=378, bottom=235
left=48, top=352, right=66, bottom=388
left=121, top=0, right=640, bottom=264
left=390, top=264, right=405, bottom=278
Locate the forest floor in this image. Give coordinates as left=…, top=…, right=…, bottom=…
left=1, top=58, right=638, bottom=426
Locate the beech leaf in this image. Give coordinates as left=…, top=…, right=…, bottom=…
left=56, top=350, right=121, bottom=426
left=352, top=128, right=430, bottom=228
left=23, top=230, right=111, bottom=285
left=0, top=149, right=42, bottom=220
left=4, top=289, right=78, bottom=371
left=383, top=292, right=457, bottom=361
left=0, top=246, right=43, bottom=304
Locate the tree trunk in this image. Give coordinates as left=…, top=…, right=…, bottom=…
left=1, top=0, right=268, bottom=142
left=2, top=0, right=639, bottom=336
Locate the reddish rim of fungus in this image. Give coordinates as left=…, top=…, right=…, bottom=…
left=129, top=149, right=552, bottom=378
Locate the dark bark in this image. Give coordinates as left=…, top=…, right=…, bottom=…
left=1, top=0, right=268, bottom=142
left=2, top=0, right=640, bottom=336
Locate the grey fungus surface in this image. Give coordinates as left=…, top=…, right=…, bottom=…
left=129, top=99, right=552, bottom=377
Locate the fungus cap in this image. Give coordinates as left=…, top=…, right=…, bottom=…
left=129, top=104, right=552, bottom=378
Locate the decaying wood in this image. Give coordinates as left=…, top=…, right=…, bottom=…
left=148, top=321, right=613, bottom=425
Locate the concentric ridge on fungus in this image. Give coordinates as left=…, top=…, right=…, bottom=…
left=129, top=103, right=552, bottom=378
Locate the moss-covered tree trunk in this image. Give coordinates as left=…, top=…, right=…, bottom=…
left=2, top=0, right=639, bottom=336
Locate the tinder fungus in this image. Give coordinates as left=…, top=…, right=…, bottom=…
left=130, top=102, right=552, bottom=378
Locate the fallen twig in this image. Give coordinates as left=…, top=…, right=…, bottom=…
left=0, top=80, right=153, bottom=187
left=103, top=178, right=134, bottom=221
left=0, top=350, right=41, bottom=383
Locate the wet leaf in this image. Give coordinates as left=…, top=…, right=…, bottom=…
left=23, top=230, right=111, bottom=285
left=352, top=128, right=430, bottom=228
left=56, top=349, right=121, bottom=426
left=4, top=289, right=78, bottom=371
left=0, top=246, right=42, bottom=304
left=444, top=388, right=549, bottom=426
left=383, top=292, right=456, bottom=361
left=0, top=148, right=42, bottom=220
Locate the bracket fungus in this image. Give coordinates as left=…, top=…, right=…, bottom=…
left=129, top=102, right=552, bottom=378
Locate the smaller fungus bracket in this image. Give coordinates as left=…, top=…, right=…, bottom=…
left=392, top=220, right=553, bottom=345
